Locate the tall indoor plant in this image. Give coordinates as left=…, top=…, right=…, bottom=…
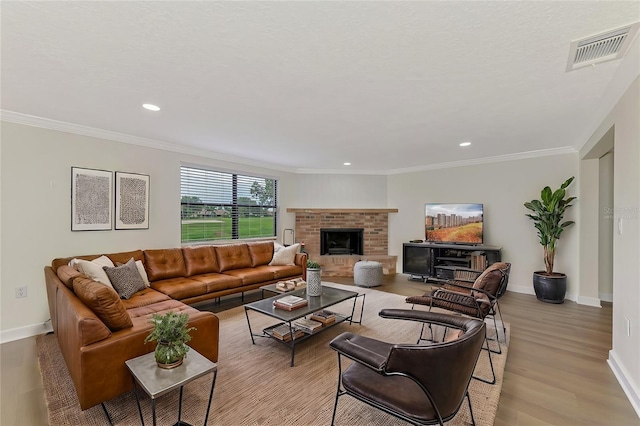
left=524, top=176, right=576, bottom=303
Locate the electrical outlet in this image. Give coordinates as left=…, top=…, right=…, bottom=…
left=15, top=286, right=27, bottom=298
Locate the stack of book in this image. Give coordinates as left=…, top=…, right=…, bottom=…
left=470, top=251, right=487, bottom=271
left=273, top=295, right=308, bottom=311
left=310, top=309, right=337, bottom=325
left=292, top=318, right=323, bottom=334
left=270, top=323, right=305, bottom=341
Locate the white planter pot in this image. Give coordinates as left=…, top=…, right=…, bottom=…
left=306, top=268, right=322, bottom=296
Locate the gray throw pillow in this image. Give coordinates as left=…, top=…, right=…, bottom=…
left=103, top=258, right=146, bottom=299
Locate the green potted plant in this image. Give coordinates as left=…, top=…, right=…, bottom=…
left=524, top=176, right=576, bottom=303
left=306, top=259, right=322, bottom=296
left=144, top=311, right=196, bottom=369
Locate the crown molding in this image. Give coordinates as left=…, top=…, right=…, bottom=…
left=0, top=110, right=298, bottom=174
left=2, top=110, right=577, bottom=176
left=384, top=146, right=578, bottom=175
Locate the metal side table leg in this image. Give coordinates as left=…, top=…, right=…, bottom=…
left=175, top=386, right=192, bottom=426
left=101, top=402, right=114, bottom=426
left=131, top=378, right=145, bottom=426
left=203, top=370, right=218, bottom=426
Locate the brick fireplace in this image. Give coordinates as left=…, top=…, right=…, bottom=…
left=287, top=208, right=398, bottom=277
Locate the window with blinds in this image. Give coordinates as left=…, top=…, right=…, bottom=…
left=180, top=166, right=277, bottom=243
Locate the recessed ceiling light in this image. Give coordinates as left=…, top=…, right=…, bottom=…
left=459, top=142, right=471, bottom=147
left=142, top=103, right=160, bottom=111
left=343, top=162, right=351, bottom=166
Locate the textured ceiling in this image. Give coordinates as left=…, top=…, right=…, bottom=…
left=2, top=1, right=639, bottom=173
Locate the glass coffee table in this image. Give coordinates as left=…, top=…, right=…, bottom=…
left=244, top=286, right=365, bottom=366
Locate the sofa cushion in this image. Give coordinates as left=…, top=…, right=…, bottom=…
left=247, top=241, right=274, bottom=267
left=73, top=276, right=133, bottom=331
left=190, top=273, right=243, bottom=293
left=269, top=243, right=299, bottom=266
left=150, top=277, right=208, bottom=300
left=75, top=256, right=115, bottom=288
left=144, top=249, right=187, bottom=282
left=105, top=250, right=144, bottom=266
left=182, top=246, right=220, bottom=276
left=215, top=244, right=252, bottom=271
left=103, top=259, right=147, bottom=300
left=127, top=299, right=204, bottom=323
left=122, top=288, right=171, bottom=310
left=222, top=266, right=275, bottom=285
left=267, top=265, right=303, bottom=280
left=56, top=265, right=84, bottom=290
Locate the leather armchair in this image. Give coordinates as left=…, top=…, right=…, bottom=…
left=329, top=309, right=485, bottom=426
left=406, top=262, right=510, bottom=384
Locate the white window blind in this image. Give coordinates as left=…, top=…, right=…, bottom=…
left=180, top=166, right=277, bottom=242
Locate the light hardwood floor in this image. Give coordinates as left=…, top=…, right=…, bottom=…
left=1, top=274, right=638, bottom=425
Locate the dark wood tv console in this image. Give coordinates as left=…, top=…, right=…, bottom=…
left=402, top=242, right=502, bottom=282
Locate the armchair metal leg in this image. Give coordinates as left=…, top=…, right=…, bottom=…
left=472, top=335, right=496, bottom=385
left=487, top=313, right=503, bottom=355
left=465, top=390, right=476, bottom=426
left=331, top=355, right=344, bottom=426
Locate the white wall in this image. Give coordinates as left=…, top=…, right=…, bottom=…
left=0, top=122, right=295, bottom=341
left=280, top=173, right=389, bottom=243
left=581, top=76, right=640, bottom=416
left=387, top=154, right=580, bottom=298
left=287, top=174, right=388, bottom=208
left=578, top=158, right=601, bottom=306
left=599, top=152, right=614, bottom=302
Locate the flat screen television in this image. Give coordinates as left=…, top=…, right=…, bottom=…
left=425, top=203, right=483, bottom=245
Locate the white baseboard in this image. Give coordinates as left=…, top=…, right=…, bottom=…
left=505, top=284, right=535, bottom=295
left=608, top=350, right=640, bottom=419
left=599, top=292, right=613, bottom=303
left=577, top=295, right=602, bottom=307
left=0, top=321, right=53, bottom=344
left=507, top=285, right=602, bottom=307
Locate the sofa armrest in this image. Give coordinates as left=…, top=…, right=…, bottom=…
left=45, top=266, right=111, bottom=347
left=295, top=252, right=308, bottom=280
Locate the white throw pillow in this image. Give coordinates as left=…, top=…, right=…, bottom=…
left=269, top=243, right=300, bottom=266
left=75, top=256, right=115, bottom=288
left=135, top=260, right=150, bottom=287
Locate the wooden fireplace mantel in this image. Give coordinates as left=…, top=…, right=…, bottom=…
left=286, top=208, right=398, bottom=213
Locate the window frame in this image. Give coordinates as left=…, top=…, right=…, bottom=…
left=180, top=165, right=278, bottom=243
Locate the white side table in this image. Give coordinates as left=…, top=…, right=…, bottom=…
left=125, top=348, right=217, bottom=426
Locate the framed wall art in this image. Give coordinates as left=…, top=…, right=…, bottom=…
left=115, top=171, right=150, bottom=230
left=71, top=167, right=113, bottom=231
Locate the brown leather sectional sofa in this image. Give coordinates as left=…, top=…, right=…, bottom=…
left=44, top=241, right=306, bottom=410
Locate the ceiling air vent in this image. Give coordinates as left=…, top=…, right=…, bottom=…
left=566, top=22, right=640, bottom=72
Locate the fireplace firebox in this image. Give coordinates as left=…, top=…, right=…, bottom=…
left=320, top=228, right=364, bottom=255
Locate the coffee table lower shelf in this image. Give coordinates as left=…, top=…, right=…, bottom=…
left=243, top=287, right=365, bottom=367
left=263, top=313, right=350, bottom=342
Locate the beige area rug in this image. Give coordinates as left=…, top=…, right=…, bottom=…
left=37, top=283, right=509, bottom=425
